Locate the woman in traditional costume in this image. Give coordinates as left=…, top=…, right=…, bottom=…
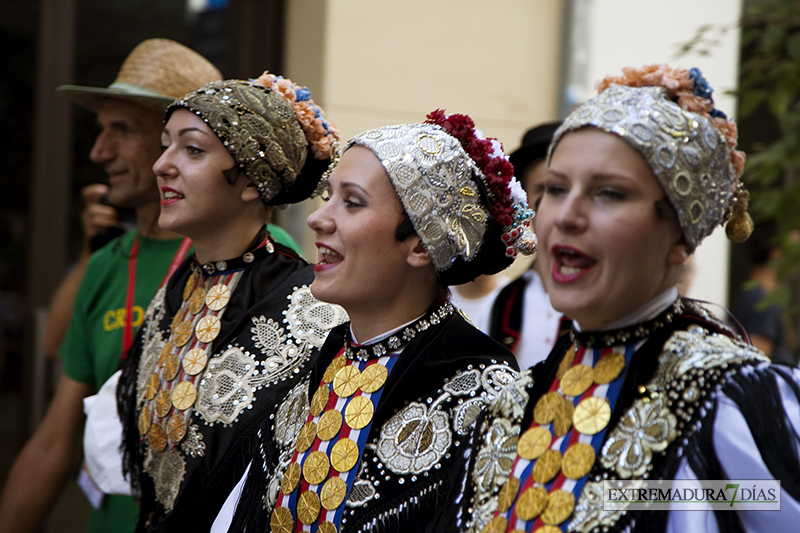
left=116, top=73, right=348, bottom=532
left=458, top=66, right=800, bottom=532
left=221, top=111, right=537, bottom=533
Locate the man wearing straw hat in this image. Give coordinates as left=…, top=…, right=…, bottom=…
left=0, top=39, right=221, bottom=533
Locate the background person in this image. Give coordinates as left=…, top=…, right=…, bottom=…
left=488, top=122, right=567, bottom=369
left=460, top=65, right=800, bottom=532
left=0, top=38, right=221, bottom=533
left=734, top=220, right=799, bottom=365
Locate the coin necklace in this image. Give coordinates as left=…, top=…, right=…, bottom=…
left=485, top=341, right=636, bottom=532
left=139, top=268, right=243, bottom=455
left=273, top=303, right=452, bottom=533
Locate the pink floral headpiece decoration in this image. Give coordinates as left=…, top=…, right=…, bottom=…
left=254, top=71, right=339, bottom=160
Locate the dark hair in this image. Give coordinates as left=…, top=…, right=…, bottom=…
left=655, top=197, right=678, bottom=223
left=395, top=216, right=416, bottom=242
left=223, top=165, right=242, bottom=185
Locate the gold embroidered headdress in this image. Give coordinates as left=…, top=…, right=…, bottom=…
left=167, top=74, right=338, bottom=205
left=549, top=65, right=752, bottom=251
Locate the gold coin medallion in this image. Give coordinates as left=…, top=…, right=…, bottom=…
left=270, top=506, right=294, bottom=533
left=310, top=385, right=331, bottom=417
left=480, top=515, right=507, bottom=533
left=318, top=521, right=338, bottom=533
left=188, top=287, right=207, bottom=315
left=320, top=476, right=348, bottom=510
left=556, top=345, right=577, bottom=380
left=195, top=315, right=221, bottom=344
left=281, top=462, right=302, bottom=495
left=182, top=348, right=208, bottom=376
left=344, top=396, right=374, bottom=430
left=359, top=364, right=388, bottom=393
left=171, top=311, right=183, bottom=332
left=497, top=476, right=520, bottom=512
left=533, top=526, right=562, bottom=533
left=573, top=396, right=611, bottom=435
left=183, top=273, right=196, bottom=301
left=534, top=391, right=564, bottom=426
left=171, top=381, right=198, bottom=411
left=593, top=352, right=626, bottom=384
left=303, top=450, right=330, bottom=485
left=332, top=365, right=361, bottom=398
left=517, top=426, right=552, bottom=460
left=172, top=320, right=194, bottom=347
left=162, top=352, right=181, bottom=382
left=532, top=449, right=562, bottom=485
left=330, top=438, right=359, bottom=473
left=154, top=389, right=172, bottom=418
left=515, top=485, right=548, bottom=521
left=138, top=407, right=152, bottom=436
left=158, top=341, right=174, bottom=366
left=540, top=489, right=575, bottom=525
left=562, top=442, right=596, bottom=480
left=145, top=373, right=160, bottom=401
left=560, top=364, right=594, bottom=397
left=297, top=490, right=321, bottom=525
left=166, top=413, right=188, bottom=443
left=322, top=355, right=346, bottom=384
left=317, top=410, right=343, bottom=441
left=295, top=421, right=317, bottom=453
left=147, top=422, right=167, bottom=452
left=205, top=283, right=231, bottom=311
left=553, top=397, right=575, bottom=437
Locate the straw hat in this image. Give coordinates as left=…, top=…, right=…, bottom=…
left=58, top=38, right=222, bottom=114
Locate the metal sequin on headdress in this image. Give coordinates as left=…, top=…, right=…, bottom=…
left=550, top=84, right=738, bottom=251
left=167, top=79, right=335, bottom=205
left=346, top=120, right=535, bottom=285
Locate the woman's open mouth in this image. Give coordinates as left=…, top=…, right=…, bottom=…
left=551, top=245, right=596, bottom=283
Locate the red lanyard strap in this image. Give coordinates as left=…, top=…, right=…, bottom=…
left=121, top=235, right=192, bottom=360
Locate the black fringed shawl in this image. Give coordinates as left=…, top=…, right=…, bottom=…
left=229, top=311, right=519, bottom=533
left=117, top=241, right=327, bottom=533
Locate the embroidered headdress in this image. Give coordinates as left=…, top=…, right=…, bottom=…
left=549, top=65, right=752, bottom=251
left=166, top=73, right=339, bottom=205
left=346, top=110, right=536, bottom=286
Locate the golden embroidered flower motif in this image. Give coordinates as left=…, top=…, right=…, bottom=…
left=567, top=481, right=623, bottom=532
left=599, top=396, right=677, bottom=478
left=474, top=418, right=520, bottom=492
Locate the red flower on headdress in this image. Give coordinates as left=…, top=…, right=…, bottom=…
left=424, top=109, right=517, bottom=229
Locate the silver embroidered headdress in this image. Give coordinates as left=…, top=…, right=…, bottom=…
left=167, top=76, right=338, bottom=206
left=346, top=114, right=536, bottom=286
left=549, top=72, right=750, bottom=251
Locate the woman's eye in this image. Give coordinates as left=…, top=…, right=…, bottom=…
left=159, top=144, right=168, bottom=152
left=599, top=188, right=625, bottom=200
left=344, top=198, right=363, bottom=208
left=544, top=184, right=568, bottom=196
left=186, top=145, right=203, bottom=155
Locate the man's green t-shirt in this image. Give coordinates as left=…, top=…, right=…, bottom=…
left=60, top=230, right=187, bottom=532
left=59, top=225, right=302, bottom=532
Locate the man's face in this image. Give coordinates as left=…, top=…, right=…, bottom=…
left=89, top=99, right=163, bottom=208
